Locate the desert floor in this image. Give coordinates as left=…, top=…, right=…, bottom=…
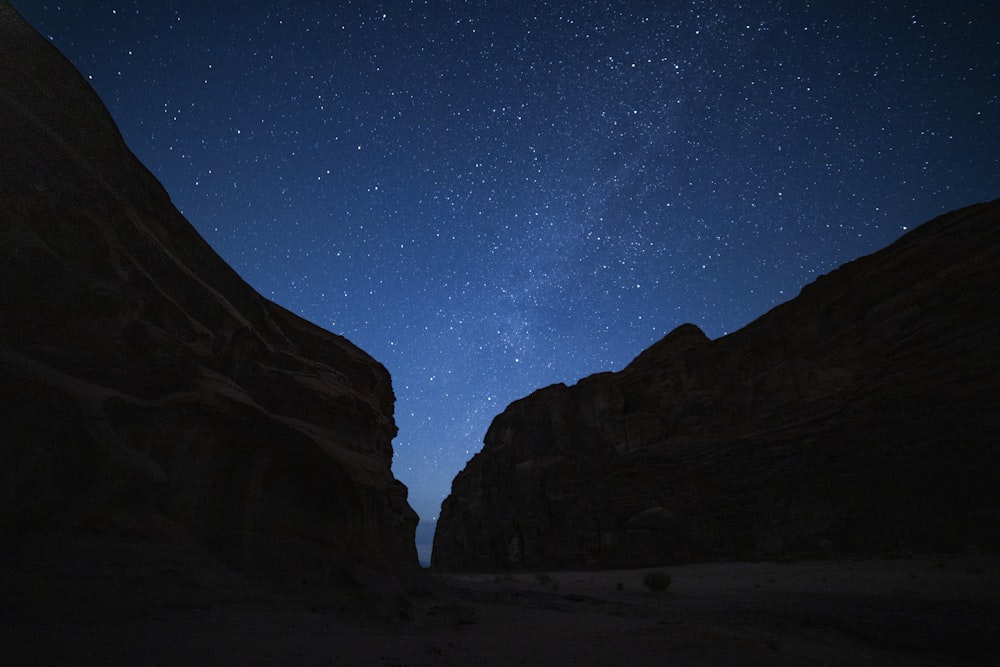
left=3, top=533, right=999, bottom=666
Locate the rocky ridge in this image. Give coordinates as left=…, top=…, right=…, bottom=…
left=0, top=2, right=418, bottom=581
left=433, top=199, right=1000, bottom=570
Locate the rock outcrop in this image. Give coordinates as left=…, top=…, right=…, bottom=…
left=433, top=199, right=1000, bottom=570
left=0, top=2, right=418, bottom=581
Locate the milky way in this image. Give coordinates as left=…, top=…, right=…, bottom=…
left=14, top=1, right=999, bottom=561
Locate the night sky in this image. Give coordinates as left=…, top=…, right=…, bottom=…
left=14, top=1, right=999, bottom=563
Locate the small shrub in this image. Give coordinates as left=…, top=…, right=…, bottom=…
left=616, top=581, right=625, bottom=591
left=643, top=570, right=671, bottom=592
left=534, top=572, right=552, bottom=585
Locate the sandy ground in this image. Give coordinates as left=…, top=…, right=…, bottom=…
left=2, top=533, right=999, bottom=666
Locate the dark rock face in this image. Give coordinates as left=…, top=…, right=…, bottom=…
left=0, top=3, right=418, bottom=580
left=433, top=199, right=1000, bottom=570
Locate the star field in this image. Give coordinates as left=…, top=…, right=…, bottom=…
left=14, top=1, right=999, bottom=563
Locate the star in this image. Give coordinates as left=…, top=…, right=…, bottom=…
left=13, top=0, right=1000, bottom=565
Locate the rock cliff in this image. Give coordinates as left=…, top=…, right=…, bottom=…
left=433, top=199, right=1000, bottom=570
left=0, top=2, right=418, bottom=581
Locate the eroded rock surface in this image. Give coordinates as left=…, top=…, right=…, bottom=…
left=0, top=2, right=417, bottom=581
left=434, top=199, right=1000, bottom=570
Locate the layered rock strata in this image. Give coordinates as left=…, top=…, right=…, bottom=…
left=0, top=2, right=417, bottom=581
left=434, top=199, right=1000, bottom=570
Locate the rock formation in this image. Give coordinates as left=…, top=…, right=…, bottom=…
left=433, top=199, right=1000, bottom=570
left=0, top=2, right=418, bottom=581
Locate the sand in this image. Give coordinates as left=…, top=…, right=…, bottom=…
left=3, top=534, right=998, bottom=665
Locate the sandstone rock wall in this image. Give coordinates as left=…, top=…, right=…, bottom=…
left=0, top=2, right=418, bottom=580
left=433, top=200, right=1000, bottom=570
